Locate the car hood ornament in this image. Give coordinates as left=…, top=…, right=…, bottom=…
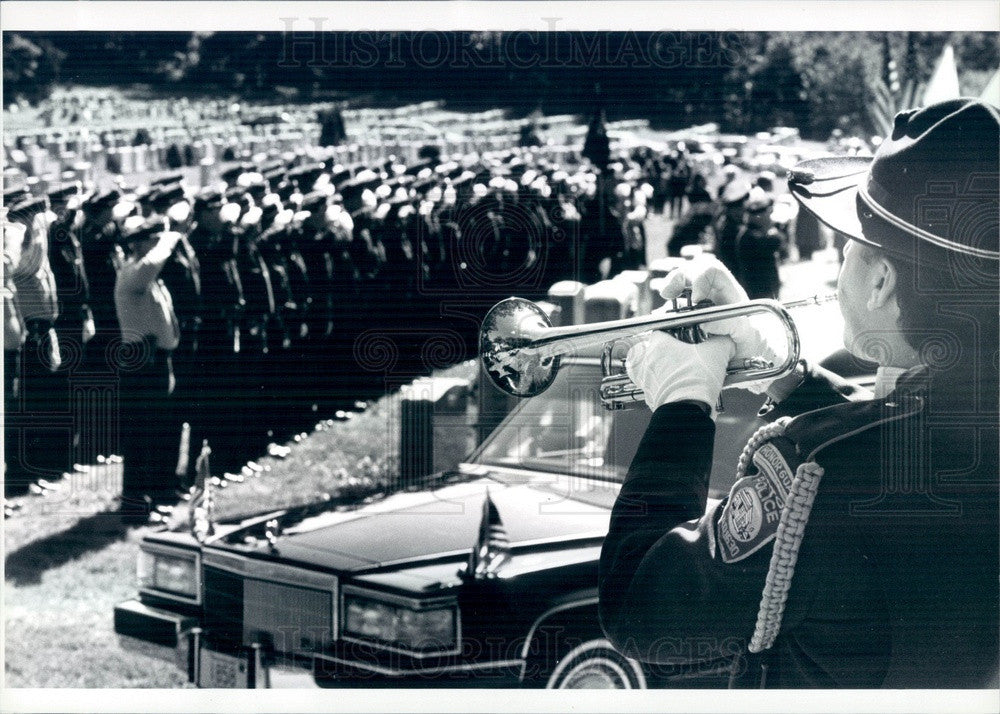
left=264, top=517, right=282, bottom=551
left=462, top=488, right=511, bottom=580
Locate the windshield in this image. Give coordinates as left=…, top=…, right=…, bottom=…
left=474, top=360, right=650, bottom=482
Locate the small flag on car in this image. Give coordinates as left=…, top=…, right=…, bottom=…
left=187, top=440, right=216, bottom=542
left=465, top=488, right=511, bottom=579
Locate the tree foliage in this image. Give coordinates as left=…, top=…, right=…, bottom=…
left=3, top=31, right=996, bottom=140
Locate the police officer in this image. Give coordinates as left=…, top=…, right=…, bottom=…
left=9, top=196, right=65, bottom=478
left=78, top=189, right=124, bottom=377
left=46, top=185, right=95, bottom=469
left=188, top=189, right=244, bottom=474
left=232, top=193, right=276, bottom=456
left=113, top=218, right=183, bottom=514
left=4, top=208, right=28, bottom=494
left=154, top=186, right=202, bottom=485
left=599, top=99, right=999, bottom=687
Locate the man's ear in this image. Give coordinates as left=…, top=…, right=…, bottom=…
left=867, top=255, right=897, bottom=311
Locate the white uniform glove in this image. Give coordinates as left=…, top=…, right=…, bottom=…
left=625, top=331, right=735, bottom=418
left=660, top=258, right=781, bottom=394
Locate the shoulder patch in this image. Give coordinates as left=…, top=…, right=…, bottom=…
left=717, top=437, right=798, bottom=564
left=782, top=396, right=923, bottom=462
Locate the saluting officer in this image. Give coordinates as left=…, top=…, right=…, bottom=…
left=9, top=196, right=65, bottom=477
left=47, top=185, right=94, bottom=356
left=78, top=189, right=125, bottom=375
left=154, top=186, right=202, bottom=485
left=4, top=207, right=28, bottom=493
left=113, top=218, right=183, bottom=514
left=187, top=189, right=244, bottom=474
left=45, top=185, right=95, bottom=468
left=599, top=99, right=999, bottom=687
left=232, top=193, right=277, bottom=456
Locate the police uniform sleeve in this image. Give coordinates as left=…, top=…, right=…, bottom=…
left=598, top=402, right=777, bottom=664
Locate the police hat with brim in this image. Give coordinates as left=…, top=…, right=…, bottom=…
left=220, top=164, right=253, bottom=185
left=788, top=98, right=999, bottom=266
left=194, top=188, right=225, bottom=214
left=331, top=168, right=353, bottom=189
left=47, top=184, right=80, bottom=210
left=120, top=217, right=166, bottom=245
left=4, top=186, right=30, bottom=206
left=8, top=197, right=48, bottom=223
left=720, top=179, right=751, bottom=206
left=339, top=176, right=380, bottom=208
left=150, top=172, right=185, bottom=188
left=149, top=183, right=187, bottom=214
left=300, top=191, right=329, bottom=212
left=288, top=164, right=325, bottom=190
left=82, top=188, right=122, bottom=214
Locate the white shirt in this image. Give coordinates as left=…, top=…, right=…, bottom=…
left=11, top=214, right=59, bottom=323
left=114, top=232, right=181, bottom=350
left=874, top=366, right=910, bottom=399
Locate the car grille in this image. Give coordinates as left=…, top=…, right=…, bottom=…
left=202, top=561, right=335, bottom=653
left=243, top=579, right=333, bottom=651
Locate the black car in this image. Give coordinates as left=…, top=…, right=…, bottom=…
left=115, top=343, right=869, bottom=689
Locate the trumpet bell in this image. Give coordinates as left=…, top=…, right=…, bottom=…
left=480, top=297, right=561, bottom=398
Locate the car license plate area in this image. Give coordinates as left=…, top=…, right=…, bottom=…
left=199, top=648, right=250, bottom=688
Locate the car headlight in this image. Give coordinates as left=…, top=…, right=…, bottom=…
left=137, top=547, right=200, bottom=601
left=343, top=593, right=457, bottom=654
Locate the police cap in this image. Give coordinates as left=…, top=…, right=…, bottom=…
left=150, top=172, right=185, bottom=188
left=7, top=197, right=47, bottom=224
left=120, top=216, right=166, bottom=244
left=193, top=188, right=225, bottom=213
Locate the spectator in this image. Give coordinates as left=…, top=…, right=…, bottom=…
left=713, top=179, right=750, bottom=277
left=736, top=187, right=782, bottom=299
left=667, top=150, right=691, bottom=218
left=686, top=172, right=713, bottom=205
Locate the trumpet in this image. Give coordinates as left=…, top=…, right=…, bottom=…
left=479, top=293, right=837, bottom=410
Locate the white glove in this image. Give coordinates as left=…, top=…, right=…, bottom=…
left=167, top=201, right=192, bottom=224
left=219, top=202, right=242, bottom=224
left=660, top=258, right=780, bottom=394
left=625, top=331, right=735, bottom=418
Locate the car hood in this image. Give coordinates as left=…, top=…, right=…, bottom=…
left=211, top=473, right=616, bottom=573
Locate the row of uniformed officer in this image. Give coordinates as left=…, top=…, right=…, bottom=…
left=6, top=146, right=661, bottom=505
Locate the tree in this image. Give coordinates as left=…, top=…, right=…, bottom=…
left=3, top=33, right=65, bottom=103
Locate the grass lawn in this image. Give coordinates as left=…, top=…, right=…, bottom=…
left=3, top=360, right=478, bottom=688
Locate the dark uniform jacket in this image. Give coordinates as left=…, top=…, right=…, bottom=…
left=159, top=233, right=202, bottom=346
left=189, top=225, right=242, bottom=353
left=79, top=219, right=121, bottom=335
left=599, top=367, right=999, bottom=687
left=48, top=210, right=91, bottom=338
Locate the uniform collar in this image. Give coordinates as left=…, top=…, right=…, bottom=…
left=874, top=366, right=909, bottom=398
left=885, top=365, right=931, bottom=400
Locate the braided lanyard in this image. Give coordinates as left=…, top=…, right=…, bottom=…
left=730, top=417, right=826, bottom=653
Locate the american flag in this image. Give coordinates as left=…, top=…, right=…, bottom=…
left=467, top=488, right=511, bottom=579
left=188, top=440, right=216, bottom=542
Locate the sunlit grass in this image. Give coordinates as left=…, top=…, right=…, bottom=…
left=3, top=360, right=478, bottom=687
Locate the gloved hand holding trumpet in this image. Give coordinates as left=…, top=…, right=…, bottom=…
left=479, top=257, right=835, bottom=417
